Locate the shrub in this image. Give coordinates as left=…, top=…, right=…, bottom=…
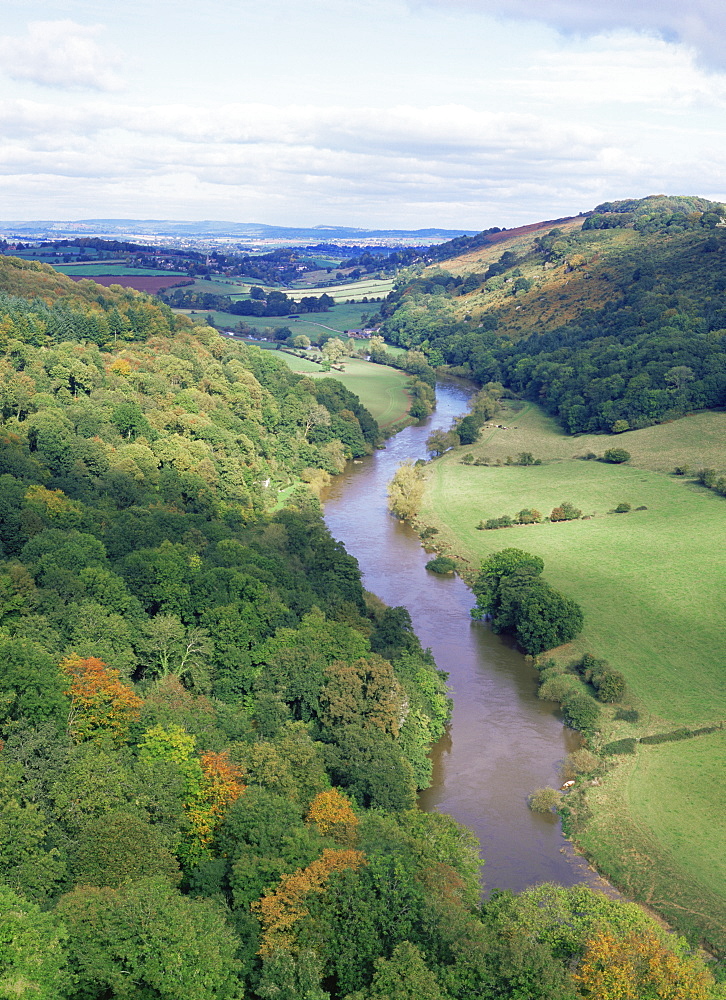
left=515, top=508, right=541, bottom=524
left=528, top=787, right=560, bottom=813
left=550, top=501, right=582, bottom=522
left=613, top=502, right=631, bottom=513
left=635, top=505, right=648, bottom=510
left=602, top=738, right=638, bottom=755
left=461, top=453, right=474, bottom=465
left=425, top=556, right=456, bottom=575
left=594, top=668, right=626, bottom=703
left=603, top=448, right=631, bottom=464
left=561, top=692, right=601, bottom=733
left=615, top=707, right=640, bottom=723
left=419, top=526, right=439, bottom=539
left=563, top=748, right=600, bottom=776
left=538, top=673, right=581, bottom=703
left=696, top=468, right=717, bottom=487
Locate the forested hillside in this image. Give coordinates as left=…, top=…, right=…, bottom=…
left=380, top=196, right=726, bottom=433
left=0, top=256, right=721, bottom=998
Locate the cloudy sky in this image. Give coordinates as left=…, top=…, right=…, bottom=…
left=1, top=0, right=725, bottom=229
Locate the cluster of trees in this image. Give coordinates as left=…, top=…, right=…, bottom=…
left=0, top=256, right=721, bottom=998
left=162, top=287, right=336, bottom=319
left=472, top=548, right=584, bottom=656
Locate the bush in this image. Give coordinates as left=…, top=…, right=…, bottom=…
left=563, top=748, right=600, bottom=777
left=561, top=692, right=601, bottom=733
left=528, top=787, right=560, bottom=813
left=614, top=502, right=631, bottom=513
left=615, top=707, right=640, bottom=723
left=550, top=501, right=582, bottom=522
left=538, top=673, right=582, bottom=703
left=594, top=668, right=626, bottom=703
left=603, top=448, right=631, bottom=463
left=425, top=555, right=457, bottom=575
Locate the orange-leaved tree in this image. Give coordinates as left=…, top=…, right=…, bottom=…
left=138, top=726, right=245, bottom=865
left=61, top=655, right=142, bottom=747
left=187, top=750, right=246, bottom=851
left=305, top=788, right=358, bottom=846
left=253, top=848, right=366, bottom=956
left=573, top=927, right=714, bottom=1000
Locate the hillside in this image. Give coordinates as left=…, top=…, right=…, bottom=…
left=380, top=195, right=726, bottom=434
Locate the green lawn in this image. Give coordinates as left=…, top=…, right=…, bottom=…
left=419, top=402, right=726, bottom=946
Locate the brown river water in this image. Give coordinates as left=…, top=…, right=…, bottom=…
left=322, top=377, right=613, bottom=894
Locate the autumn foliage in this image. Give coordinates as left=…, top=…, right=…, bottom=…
left=574, top=928, right=714, bottom=999
left=253, top=848, right=366, bottom=956
left=187, top=750, right=246, bottom=849
left=305, top=788, right=359, bottom=845
left=61, top=655, right=142, bottom=746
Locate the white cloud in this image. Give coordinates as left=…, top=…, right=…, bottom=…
left=0, top=96, right=724, bottom=226
left=414, top=0, right=726, bottom=67
left=0, top=21, right=124, bottom=91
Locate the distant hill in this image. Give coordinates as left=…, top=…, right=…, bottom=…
left=380, top=195, right=726, bottom=434
left=0, top=219, right=478, bottom=243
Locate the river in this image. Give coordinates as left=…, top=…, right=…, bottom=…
left=322, top=377, right=600, bottom=894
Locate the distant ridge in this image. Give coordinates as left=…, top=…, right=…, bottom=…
left=0, top=219, right=478, bottom=242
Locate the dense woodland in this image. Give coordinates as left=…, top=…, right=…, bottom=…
left=0, top=255, right=722, bottom=999
left=379, top=196, right=726, bottom=434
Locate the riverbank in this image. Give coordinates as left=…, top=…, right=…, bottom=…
left=413, top=399, right=726, bottom=952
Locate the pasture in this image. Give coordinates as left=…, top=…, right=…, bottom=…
left=275, top=354, right=411, bottom=428
left=575, top=732, right=726, bottom=953
left=185, top=302, right=374, bottom=340
left=54, top=264, right=187, bottom=277
left=471, top=399, right=726, bottom=474
left=285, top=276, right=394, bottom=301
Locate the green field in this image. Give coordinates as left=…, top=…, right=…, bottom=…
left=285, top=276, right=394, bottom=301
left=423, top=458, right=724, bottom=725
left=471, top=400, right=726, bottom=474
left=187, top=302, right=375, bottom=341
left=574, top=733, right=726, bottom=952
left=54, top=264, right=187, bottom=277
left=277, top=355, right=411, bottom=429
left=419, top=401, right=726, bottom=946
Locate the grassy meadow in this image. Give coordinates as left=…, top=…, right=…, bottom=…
left=184, top=302, right=374, bottom=340
left=278, top=354, right=412, bottom=429
left=573, top=732, right=726, bottom=952
left=418, top=400, right=726, bottom=945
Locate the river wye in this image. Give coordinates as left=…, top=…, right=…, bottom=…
left=322, top=378, right=600, bottom=894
